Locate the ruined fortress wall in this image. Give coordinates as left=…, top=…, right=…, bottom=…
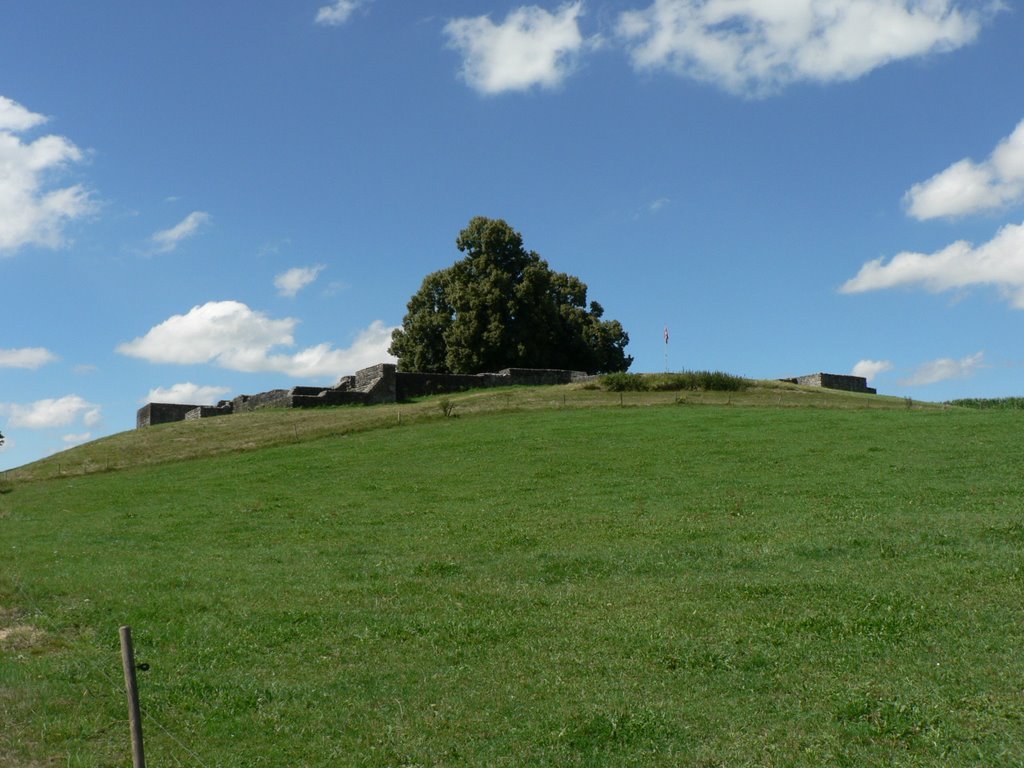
left=395, top=372, right=489, bottom=400
left=394, top=367, right=585, bottom=400
left=137, top=403, right=201, bottom=428
left=232, top=389, right=293, bottom=413
left=137, top=363, right=590, bottom=428
left=497, top=368, right=582, bottom=386
left=791, top=373, right=876, bottom=395
left=291, top=390, right=369, bottom=408
left=358, top=364, right=397, bottom=404
left=184, top=405, right=232, bottom=421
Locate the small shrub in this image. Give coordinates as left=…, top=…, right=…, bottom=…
left=438, top=398, right=456, bottom=417
left=600, top=372, right=648, bottom=392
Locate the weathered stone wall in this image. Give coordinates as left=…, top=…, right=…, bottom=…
left=783, top=373, right=876, bottom=395
left=395, top=372, right=488, bottom=399
left=394, top=367, right=585, bottom=399
left=232, top=389, right=293, bottom=413
left=358, top=364, right=398, bottom=404
left=137, top=362, right=590, bottom=428
left=291, top=389, right=370, bottom=408
left=497, top=368, right=582, bottom=386
left=184, top=405, right=233, bottom=421
left=137, top=403, right=200, bottom=429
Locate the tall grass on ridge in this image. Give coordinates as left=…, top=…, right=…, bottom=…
left=947, top=397, right=1024, bottom=410
left=600, top=370, right=749, bottom=392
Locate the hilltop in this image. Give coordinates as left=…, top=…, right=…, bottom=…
left=7, top=376, right=929, bottom=483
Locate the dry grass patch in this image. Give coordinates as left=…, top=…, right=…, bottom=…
left=0, top=606, right=50, bottom=653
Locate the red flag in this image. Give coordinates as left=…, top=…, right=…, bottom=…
left=663, top=326, right=669, bottom=344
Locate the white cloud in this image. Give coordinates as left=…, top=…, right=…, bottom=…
left=905, top=118, right=1024, bottom=219
left=0, top=347, right=58, bottom=369
left=117, top=300, right=395, bottom=378
left=899, top=351, right=985, bottom=386
left=0, top=96, right=47, bottom=132
left=62, top=432, right=91, bottom=445
left=616, top=0, right=989, bottom=96
left=143, top=382, right=231, bottom=405
left=275, top=265, right=326, bottom=297
left=316, top=0, right=364, bottom=26
left=3, top=395, right=101, bottom=429
left=150, top=211, right=211, bottom=254
left=117, top=301, right=297, bottom=366
left=0, top=95, right=94, bottom=254
left=841, top=221, right=1024, bottom=308
left=852, top=359, right=893, bottom=382
left=445, top=2, right=589, bottom=94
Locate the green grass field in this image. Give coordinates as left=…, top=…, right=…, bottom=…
left=2, top=384, right=1023, bottom=766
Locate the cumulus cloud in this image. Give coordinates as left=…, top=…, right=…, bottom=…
left=0, top=96, right=47, bottom=132
left=899, top=351, right=984, bottom=386
left=117, top=300, right=395, bottom=378
left=3, top=395, right=101, bottom=429
left=616, top=0, right=988, bottom=96
left=0, top=347, right=58, bottom=369
left=316, top=0, right=364, bottom=26
left=905, top=118, right=1024, bottom=219
left=117, top=301, right=297, bottom=366
left=840, top=222, right=1024, bottom=308
left=0, top=95, right=94, bottom=254
left=275, top=265, right=326, bottom=297
left=445, top=2, right=589, bottom=94
left=852, top=359, right=893, bottom=382
left=143, top=383, right=231, bottom=405
left=62, top=432, right=91, bottom=446
left=150, top=211, right=211, bottom=254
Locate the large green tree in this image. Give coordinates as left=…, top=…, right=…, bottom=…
left=389, top=217, right=632, bottom=374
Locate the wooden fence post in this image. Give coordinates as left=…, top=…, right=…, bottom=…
left=119, top=626, right=146, bottom=768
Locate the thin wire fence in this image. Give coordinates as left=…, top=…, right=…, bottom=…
left=8, top=575, right=213, bottom=768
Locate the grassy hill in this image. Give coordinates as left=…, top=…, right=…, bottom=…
left=2, top=381, right=1023, bottom=766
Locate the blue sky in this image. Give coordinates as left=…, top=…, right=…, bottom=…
left=2, top=0, right=1022, bottom=469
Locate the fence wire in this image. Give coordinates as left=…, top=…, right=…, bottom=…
left=8, top=575, right=213, bottom=768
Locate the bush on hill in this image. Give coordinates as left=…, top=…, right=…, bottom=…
left=600, top=371, right=749, bottom=392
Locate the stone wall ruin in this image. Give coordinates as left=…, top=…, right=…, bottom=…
left=778, top=372, right=876, bottom=395
left=137, top=363, right=589, bottom=428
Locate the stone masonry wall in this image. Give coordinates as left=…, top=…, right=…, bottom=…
left=394, top=372, right=491, bottom=400
left=232, top=389, right=293, bottom=413
left=138, top=362, right=589, bottom=428
left=395, top=367, right=585, bottom=400
left=782, top=373, right=876, bottom=395
left=137, top=403, right=201, bottom=429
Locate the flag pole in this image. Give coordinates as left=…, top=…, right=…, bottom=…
left=663, top=325, right=669, bottom=372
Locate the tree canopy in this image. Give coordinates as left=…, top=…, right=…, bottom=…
left=389, top=217, right=632, bottom=374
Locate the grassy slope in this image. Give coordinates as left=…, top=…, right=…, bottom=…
left=5, top=381, right=921, bottom=483
left=2, top=385, right=1023, bottom=766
